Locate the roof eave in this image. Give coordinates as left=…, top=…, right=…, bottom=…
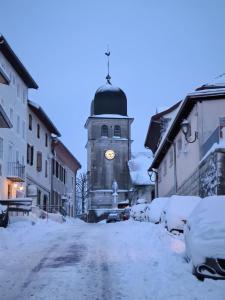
left=150, top=90, right=225, bottom=169
left=0, top=35, right=38, bottom=89
left=28, top=100, right=61, bottom=136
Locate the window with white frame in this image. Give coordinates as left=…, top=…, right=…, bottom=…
left=36, top=151, right=42, bottom=172
left=45, top=160, right=48, bottom=178
left=37, top=124, right=40, bottom=138
left=101, top=125, right=108, bottom=137
left=27, top=144, right=34, bottom=165
left=45, top=133, right=48, bottom=147
left=29, top=114, right=32, bottom=130
left=114, top=125, right=121, bottom=137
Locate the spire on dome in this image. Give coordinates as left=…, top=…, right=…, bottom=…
left=105, top=46, right=111, bottom=84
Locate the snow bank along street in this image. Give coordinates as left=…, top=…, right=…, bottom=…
left=1, top=218, right=225, bottom=300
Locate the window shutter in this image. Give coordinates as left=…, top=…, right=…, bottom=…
left=31, top=146, right=34, bottom=166
left=36, top=151, right=42, bottom=172
left=27, top=144, right=30, bottom=164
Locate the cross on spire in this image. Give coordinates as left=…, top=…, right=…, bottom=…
left=105, top=46, right=111, bottom=84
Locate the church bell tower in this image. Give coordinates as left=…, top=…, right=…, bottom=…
left=85, top=52, right=133, bottom=210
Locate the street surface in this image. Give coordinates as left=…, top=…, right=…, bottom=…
left=0, top=218, right=225, bottom=300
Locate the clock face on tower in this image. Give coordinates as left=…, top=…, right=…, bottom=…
left=105, top=149, right=115, bottom=160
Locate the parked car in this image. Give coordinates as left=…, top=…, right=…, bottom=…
left=130, top=203, right=148, bottom=221
left=164, top=195, right=201, bottom=233
left=146, top=197, right=169, bottom=223
left=122, top=208, right=130, bottom=221
left=106, top=212, right=122, bottom=223
left=0, top=204, right=9, bottom=228
left=184, top=196, right=225, bottom=281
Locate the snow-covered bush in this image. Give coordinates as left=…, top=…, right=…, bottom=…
left=165, top=195, right=201, bottom=232
left=146, top=197, right=169, bottom=223
left=184, top=196, right=225, bottom=265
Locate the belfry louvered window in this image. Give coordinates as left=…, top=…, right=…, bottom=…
left=114, top=125, right=121, bottom=137
left=101, top=125, right=108, bottom=137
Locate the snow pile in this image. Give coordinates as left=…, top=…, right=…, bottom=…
left=185, top=195, right=225, bottom=265
left=130, top=203, right=148, bottom=221
left=165, top=195, right=201, bottom=232
left=136, top=198, right=147, bottom=204
left=128, top=152, right=153, bottom=185
left=1, top=211, right=225, bottom=298
left=32, top=206, right=65, bottom=223
left=147, top=197, right=169, bottom=223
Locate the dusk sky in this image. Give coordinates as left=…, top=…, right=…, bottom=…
left=1, top=0, right=225, bottom=170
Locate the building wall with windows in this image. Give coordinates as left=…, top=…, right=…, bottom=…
left=86, top=116, right=133, bottom=209
left=150, top=87, right=225, bottom=198
left=26, top=106, right=52, bottom=207
left=0, top=51, right=32, bottom=199
left=51, top=139, right=81, bottom=217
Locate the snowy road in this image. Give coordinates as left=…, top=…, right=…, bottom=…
left=1, top=218, right=225, bottom=300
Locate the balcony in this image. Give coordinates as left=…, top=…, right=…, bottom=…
left=7, top=162, right=25, bottom=182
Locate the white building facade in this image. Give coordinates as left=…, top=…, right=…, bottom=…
left=26, top=100, right=61, bottom=208
left=0, top=35, right=38, bottom=200
left=147, top=79, right=225, bottom=197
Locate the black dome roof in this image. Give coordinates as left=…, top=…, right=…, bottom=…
left=91, top=83, right=127, bottom=116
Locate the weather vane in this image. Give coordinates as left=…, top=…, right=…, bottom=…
left=105, top=46, right=111, bottom=84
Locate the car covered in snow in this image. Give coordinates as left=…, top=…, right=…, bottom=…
left=106, top=212, right=122, bottom=223
left=164, top=195, right=201, bottom=233
left=130, top=202, right=148, bottom=222
left=184, top=196, right=225, bottom=281
left=145, top=197, right=169, bottom=223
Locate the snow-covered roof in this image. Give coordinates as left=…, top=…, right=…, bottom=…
left=150, top=83, right=225, bottom=169
left=195, top=73, right=225, bottom=92
left=200, top=131, right=225, bottom=164
left=91, top=114, right=131, bottom=119
left=96, top=84, right=121, bottom=93
left=128, top=152, right=153, bottom=185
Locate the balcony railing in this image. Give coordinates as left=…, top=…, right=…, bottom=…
left=7, top=162, right=25, bottom=182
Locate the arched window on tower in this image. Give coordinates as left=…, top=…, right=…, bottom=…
left=114, top=125, right=121, bottom=137
left=101, top=125, right=108, bottom=137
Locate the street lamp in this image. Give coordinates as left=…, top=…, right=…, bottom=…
left=181, top=119, right=198, bottom=143
left=148, top=169, right=157, bottom=183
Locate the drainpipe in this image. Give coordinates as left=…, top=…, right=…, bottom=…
left=173, top=142, right=178, bottom=194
